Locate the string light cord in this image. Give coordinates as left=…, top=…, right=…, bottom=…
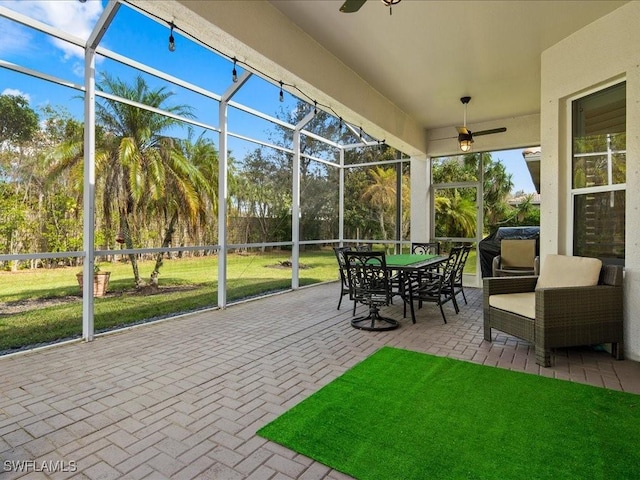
left=126, top=1, right=382, bottom=145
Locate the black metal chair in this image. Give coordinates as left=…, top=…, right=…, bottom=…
left=452, top=244, right=472, bottom=306
left=402, top=246, right=462, bottom=324
left=344, top=251, right=398, bottom=331
left=411, top=242, right=440, bottom=255
left=333, top=246, right=356, bottom=314
left=410, top=242, right=442, bottom=285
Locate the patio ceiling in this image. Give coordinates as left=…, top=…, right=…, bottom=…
left=268, top=0, right=627, bottom=130
left=141, top=0, right=627, bottom=154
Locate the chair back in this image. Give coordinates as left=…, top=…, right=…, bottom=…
left=500, top=239, right=536, bottom=268
left=442, top=246, right=464, bottom=286
left=333, top=246, right=352, bottom=287
left=453, top=244, right=472, bottom=284
left=344, top=251, right=390, bottom=307
left=411, top=242, right=440, bottom=255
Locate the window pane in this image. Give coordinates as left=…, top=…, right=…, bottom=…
left=572, top=83, right=626, bottom=189
left=300, top=160, right=339, bottom=242
left=572, top=152, right=626, bottom=188
left=432, top=154, right=479, bottom=183
left=572, top=82, right=626, bottom=261
left=344, top=165, right=398, bottom=241
left=230, top=146, right=292, bottom=243
left=573, top=191, right=625, bottom=260
left=434, top=187, right=477, bottom=239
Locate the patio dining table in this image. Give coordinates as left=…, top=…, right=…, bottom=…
left=385, top=253, right=449, bottom=318
left=385, top=253, right=448, bottom=271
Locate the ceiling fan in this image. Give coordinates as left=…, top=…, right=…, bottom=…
left=456, top=96, right=507, bottom=152
left=340, top=0, right=401, bottom=14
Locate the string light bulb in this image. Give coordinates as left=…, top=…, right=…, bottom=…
left=137, top=6, right=389, bottom=147
left=168, top=22, right=176, bottom=52
left=154, top=9, right=387, bottom=147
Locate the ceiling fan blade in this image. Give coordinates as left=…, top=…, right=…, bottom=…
left=472, top=127, right=507, bottom=137
left=456, top=126, right=470, bottom=135
left=340, top=0, right=367, bottom=13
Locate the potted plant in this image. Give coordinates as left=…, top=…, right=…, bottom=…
left=76, top=264, right=111, bottom=297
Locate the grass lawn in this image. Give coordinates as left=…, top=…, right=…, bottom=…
left=0, top=247, right=478, bottom=354
left=0, top=249, right=339, bottom=353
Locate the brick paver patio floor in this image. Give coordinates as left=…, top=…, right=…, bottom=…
left=2, top=282, right=640, bottom=479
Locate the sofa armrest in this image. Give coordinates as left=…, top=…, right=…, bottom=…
left=535, top=285, right=623, bottom=327
left=492, top=255, right=500, bottom=277
left=483, top=275, right=538, bottom=296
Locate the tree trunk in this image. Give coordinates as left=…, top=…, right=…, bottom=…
left=120, top=212, right=143, bottom=288
left=378, top=210, right=387, bottom=240
left=150, top=212, right=177, bottom=287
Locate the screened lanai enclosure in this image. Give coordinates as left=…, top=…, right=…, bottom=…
left=0, top=1, right=415, bottom=351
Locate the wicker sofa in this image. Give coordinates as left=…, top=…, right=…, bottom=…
left=483, top=254, right=624, bottom=367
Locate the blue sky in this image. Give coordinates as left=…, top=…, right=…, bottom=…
left=0, top=0, right=299, bottom=158
left=0, top=0, right=536, bottom=193
left=492, top=149, right=536, bottom=194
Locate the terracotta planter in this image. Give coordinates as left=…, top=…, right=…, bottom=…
left=76, top=272, right=111, bottom=297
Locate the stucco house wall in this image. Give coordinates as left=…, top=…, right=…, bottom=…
left=541, top=0, right=640, bottom=361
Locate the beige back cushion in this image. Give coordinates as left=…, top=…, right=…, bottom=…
left=536, top=255, right=602, bottom=289
left=500, top=239, right=536, bottom=268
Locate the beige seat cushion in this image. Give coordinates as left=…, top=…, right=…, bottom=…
left=500, top=239, right=536, bottom=268
left=489, top=292, right=535, bottom=319
left=536, top=254, right=602, bottom=289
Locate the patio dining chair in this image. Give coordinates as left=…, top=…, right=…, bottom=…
left=333, top=246, right=357, bottom=314
left=402, top=246, right=462, bottom=324
left=452, top=244, right=472, bottom=306
left=411, top=242, right=440, bottom=255
left=406, top=241, right=442, bottom=287
left=344, top=251, right=398, bottom=331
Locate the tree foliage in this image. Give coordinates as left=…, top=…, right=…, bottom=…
left=1, top=83, right=530, bottom=280
left=433, top=152, right=539, bottom=238
left=0, top=94, right=39, bottom=146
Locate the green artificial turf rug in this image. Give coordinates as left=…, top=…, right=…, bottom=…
left=257, top=347, right=640, bottom=480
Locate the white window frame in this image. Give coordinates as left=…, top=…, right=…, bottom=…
left=566, top=78, right=626, bottom=257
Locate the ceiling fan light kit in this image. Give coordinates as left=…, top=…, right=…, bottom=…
left=459, top=133, right=473, bottom=152
left=455, top=96, right=507, bottom=152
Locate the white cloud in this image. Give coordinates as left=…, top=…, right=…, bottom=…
left=0, top=17, right=34, bottom=56
left=1, top=88, right=31, bottom=102
left=72, top=61, right=85, bottom=78
left=0, top=0, right=104, bottom=60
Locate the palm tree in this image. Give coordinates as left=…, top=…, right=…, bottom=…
left=361, top=166, right=397, bottom=240
left=48, top=74, right=212, bottom=288
left=434, top=191, right=476, bottom=238
left=95, top=73, right=200, bottom=287
left=174, top=129, right=220, bottom=244
left=146, top=134, right=217, bottom=287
